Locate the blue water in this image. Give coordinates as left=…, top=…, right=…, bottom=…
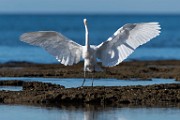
left=0, top=77, right=179, bottom=89
left=1, top=14, right=179, bottom=119
left=0, top=104, right=179, bottom=120
left=0, top=14, right=180, bottom=63
left=0, top=86, right=22, bottom=91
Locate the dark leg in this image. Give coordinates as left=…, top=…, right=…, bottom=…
left=91, top=72, right=94, bottom=87
left=81, top=71, right=86, bottom=87
left=91, top=77, right=94, bottom=87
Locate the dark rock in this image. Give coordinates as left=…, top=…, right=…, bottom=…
left=0, top=82, right=180, bottom=107
left=0, top=60, right=180, bottom=107
left=0, top=60, right=180, bottom=80
left=23, top=81, right=64, bottom=91
left=0, top=80, right=24, bottom=86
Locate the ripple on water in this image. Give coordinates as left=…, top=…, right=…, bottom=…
left=0, top=104, right=179, bottom=120
left=0, top=77, right=179, bottom=89
left=0, top=77, right=180, bottom=91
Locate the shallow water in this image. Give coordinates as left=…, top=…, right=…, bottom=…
left=0, top=77, right=179, bottom=90
left=0, top=86, right=22, bottom=91
left=0, top=104, right=179, bottom=120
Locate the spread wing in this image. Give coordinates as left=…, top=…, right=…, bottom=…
left=96, top=22, right=161, bottom=67
left=20, top=31, right=83, bottom=66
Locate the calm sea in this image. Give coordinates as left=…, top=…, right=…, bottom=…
left=0, top=14, right=180, bottom=120
left=0, top=14, right=180, bottom=63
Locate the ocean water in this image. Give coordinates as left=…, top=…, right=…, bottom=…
left=0, top=14, right=180, bottom=63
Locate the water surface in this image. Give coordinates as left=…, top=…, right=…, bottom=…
left=0, top=77, right=179, bottom=89
left=0, top=104, right=179, bottom=120
left=0, top=14, right=180, bottom=63
left=0, top=86, right=22, bottom=91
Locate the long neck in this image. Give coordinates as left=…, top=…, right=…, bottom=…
left=84, top=23, right=89, bottom=49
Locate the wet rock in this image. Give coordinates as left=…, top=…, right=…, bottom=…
left=23, top=81, right=65, bottom=91
left=0, top=82, right=180, bottom=107
left=0, top=60, right=180, bottom=107
left=0, top=80, right=23, bottom=86
left=0, top=60, right=179, bottom=80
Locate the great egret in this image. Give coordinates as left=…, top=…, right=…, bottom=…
left=20, top=18, right=161, bottom=86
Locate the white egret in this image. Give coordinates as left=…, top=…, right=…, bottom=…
left=20, top=18, right=161, bottom=86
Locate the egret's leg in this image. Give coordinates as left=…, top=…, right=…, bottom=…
left=91, top=76, right=94, bottom=87
left=91, top=72, right=94, bottom=87
left=81, top=71, right=86, bottom=87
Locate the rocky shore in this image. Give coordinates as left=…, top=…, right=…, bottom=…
left=0, top=60, right=180, bottom=107
left=0, top=60, right=180, bottom=80
left=0, top=80, right=180, bottom=107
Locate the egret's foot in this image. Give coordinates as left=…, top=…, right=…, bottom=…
left=91, top=77, right=94, bottom=87
left=77, top=86, right=83, bottom=89
left=81, top=78, right=86, bottom=87
left=91, top=81, right=94, bottom=87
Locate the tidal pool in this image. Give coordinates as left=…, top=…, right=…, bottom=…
left=0, top=78, right=179, bottom=120
left=0, top=86, right=22, bottom=91
left=0, top=104, right=179, bottom=120
left=0, top=77, right=179, bottom=90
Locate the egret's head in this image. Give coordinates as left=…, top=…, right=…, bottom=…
left=83, top=18, right=87, bottom=26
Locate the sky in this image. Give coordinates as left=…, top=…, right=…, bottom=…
left=0, top=0, right=179, bottom=14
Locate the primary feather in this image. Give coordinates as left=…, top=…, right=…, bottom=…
left=20, top=31, right=83, bottom=66
left=96, top=22, right=161, bottom=67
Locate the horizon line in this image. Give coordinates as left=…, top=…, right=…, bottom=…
left=0, top=12, right=180, bottom=16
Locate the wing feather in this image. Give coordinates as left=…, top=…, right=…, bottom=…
left=20, top=31, right=83, bottom=66
left=96, top=22, right=161, bottom=67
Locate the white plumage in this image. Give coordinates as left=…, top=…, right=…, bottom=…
left=20, top=19, right=161, bottom=73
